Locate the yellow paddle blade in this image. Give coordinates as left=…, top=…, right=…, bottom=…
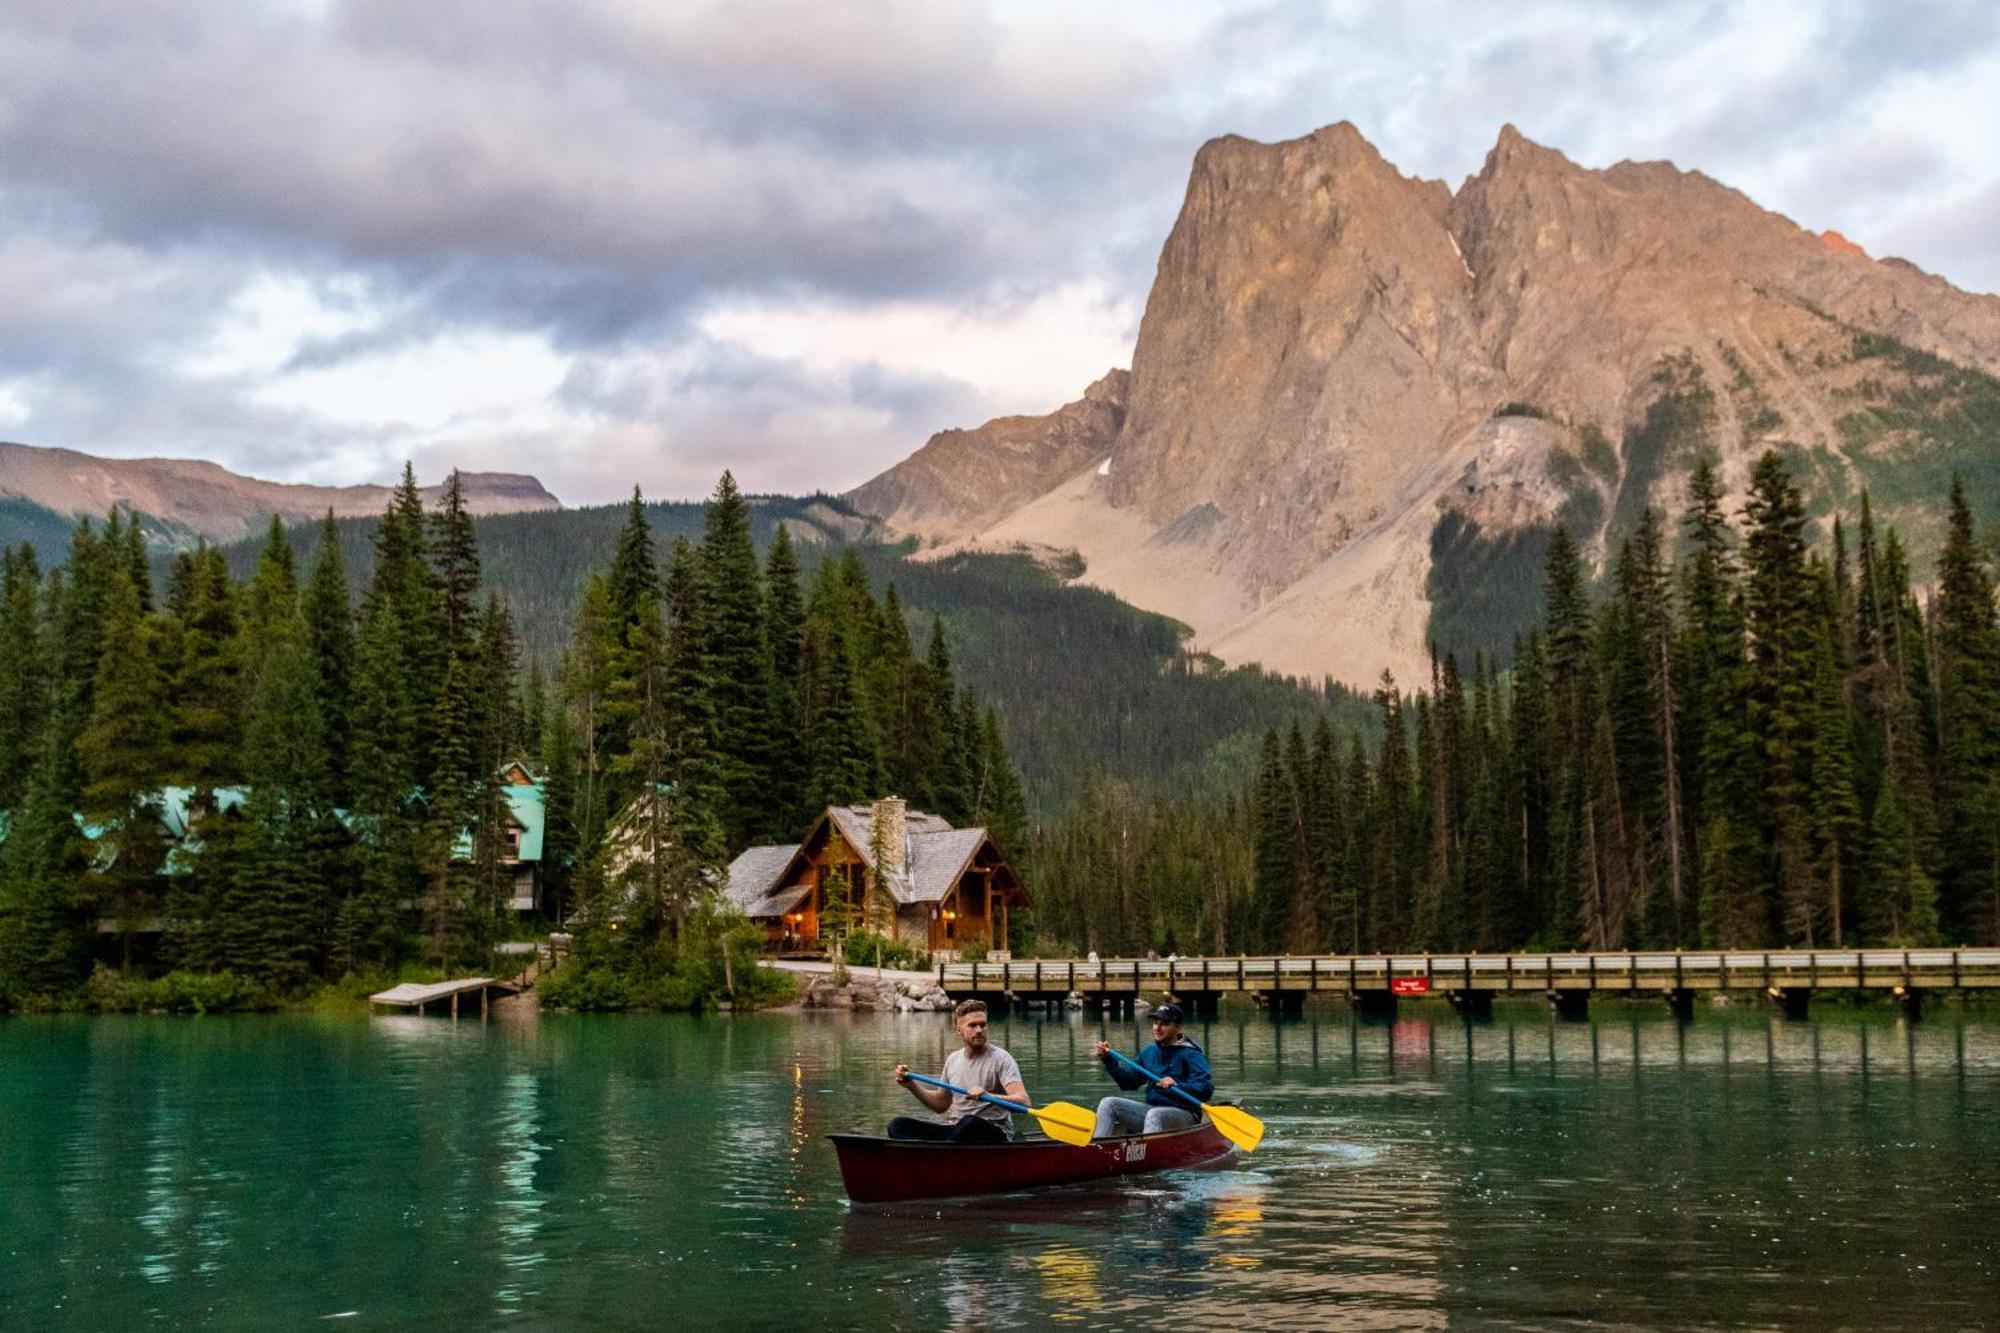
left=1201, top=1102, right=1265, bottom=1152
left=1027, top=1100, right=1097, bottom=1147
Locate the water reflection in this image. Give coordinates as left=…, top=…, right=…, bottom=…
left=3, top=1005, right=1996, bottom=1330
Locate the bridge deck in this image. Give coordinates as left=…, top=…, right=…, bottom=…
left=942, top=949, right=2000, bottom=997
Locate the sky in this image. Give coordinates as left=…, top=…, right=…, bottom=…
left=1, top=0, right=1996, bottom=507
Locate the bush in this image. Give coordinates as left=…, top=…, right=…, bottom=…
left=83, top=966, right=279, bottom=1014
left=842, top=929, right=927, bottom=972
left=536, top=901, right=791, bottom=1012
left=957, top=940, right=989, bottom=963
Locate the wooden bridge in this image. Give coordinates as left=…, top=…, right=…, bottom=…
left=941, top=948, right=2000, bottom=1019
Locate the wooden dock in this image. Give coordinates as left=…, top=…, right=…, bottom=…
left=941, top=948, right=2000, bottom=1019
left=369, top=976, right=518, bottom=1017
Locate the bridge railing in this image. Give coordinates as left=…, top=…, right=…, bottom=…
left=940, top=948, right=2000, bottom=993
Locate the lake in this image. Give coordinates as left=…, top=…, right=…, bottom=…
left=3, top=1000, right=1996, bottom=1330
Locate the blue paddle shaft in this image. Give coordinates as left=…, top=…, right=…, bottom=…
left=905, top=1070, right=1028, bottom=1114
left=1106, top=1047, right=1205, bottom=1111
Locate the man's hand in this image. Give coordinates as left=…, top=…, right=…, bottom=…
left=964, top=1086, right=986, bottom=1101
left=894, top=1063, right=912, bottom=1086
left=1156, top=1075, right=1177, bottom=1089
left=1091, top=1040, right=1110, bottom=1058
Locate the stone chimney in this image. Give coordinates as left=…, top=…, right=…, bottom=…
left=870, top=796, right=908, bottom=878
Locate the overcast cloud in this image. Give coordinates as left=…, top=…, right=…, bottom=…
left=0, top=0, right=1995, bottom=504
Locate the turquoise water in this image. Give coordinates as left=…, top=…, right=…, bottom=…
left=3, top=1002, right=1996, bottom=1330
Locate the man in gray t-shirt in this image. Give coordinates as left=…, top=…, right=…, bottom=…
left=890, top=999, right=1029, bottom=1144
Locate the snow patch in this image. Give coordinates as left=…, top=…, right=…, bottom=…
left=1096, top=456, right=1112, bottom=477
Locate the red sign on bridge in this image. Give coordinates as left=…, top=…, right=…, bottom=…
left=1390, top=976, right=1430, bottom=996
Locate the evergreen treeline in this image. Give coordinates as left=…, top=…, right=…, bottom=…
left=201, top=501, right=1375, bottom=810
left=0, top=467, right=1024, bottom=1010
left=0, top=468, right=535, bottom=1006
left=1245, top=455, right=2000, bottom=954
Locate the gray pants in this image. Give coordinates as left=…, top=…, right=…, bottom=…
left=1094, top=1096, right=1197, bottom=1139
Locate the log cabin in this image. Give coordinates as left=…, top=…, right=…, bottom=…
left=723, top=797, right=1024, bottom=959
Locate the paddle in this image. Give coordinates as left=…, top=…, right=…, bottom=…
left=903, top=1072, right=1097, bottom=1147
left=1105, top=1047, right=1265, bottom=1152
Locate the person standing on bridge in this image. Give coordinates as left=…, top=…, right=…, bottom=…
left=1091, top=1001, right=1213, bottom=1138
left=890, top=999, right=1030, bottom=1144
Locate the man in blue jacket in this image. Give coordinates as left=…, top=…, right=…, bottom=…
left=1091, top=1001, right=1214, bottom=1138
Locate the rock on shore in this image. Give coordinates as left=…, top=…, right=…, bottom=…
left=799, top=974, right=954, bottom=1013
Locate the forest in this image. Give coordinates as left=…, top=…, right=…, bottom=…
left=0, top=471, right=1022, bottom=1011
left=3, top=449, right=1994, bottom=1006
left=1222, top=455, right=2000, bottom=957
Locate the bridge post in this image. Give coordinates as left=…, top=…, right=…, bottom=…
left=1448, top=990, right=1493, bottom=1020
left=1664, top=989, right=1696, bottom=1022
left=1894, top=986, right=1924, bottom=1020
left=1353, top=989, right=1396, bottom=1021
left=1768, top=987, right=1811, bottom=1020
left=1266, top=991, right=1305, bottom=1018
left=1549, top=990, right=1589, bottom=1021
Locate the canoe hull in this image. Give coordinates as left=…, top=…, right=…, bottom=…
left=830, top=1121, right=1235, bottom=1203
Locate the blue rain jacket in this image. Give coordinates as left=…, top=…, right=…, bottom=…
left=1103, top=1036, right=1214, bottom=1109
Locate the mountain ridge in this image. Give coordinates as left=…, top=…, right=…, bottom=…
left=0, top=440, right=562, bottom=550
left=848, top=121, right=2000, bottom=686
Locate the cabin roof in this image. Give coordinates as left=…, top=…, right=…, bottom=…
left=724, top=842, right=806, bottom=916
left=901, top=827, right=990, bottom=904
left=723, top=806, right=1011, bottom=917
left=450, top=780, right=545, bottom=862
left=824, top=803, right=953, bottom=873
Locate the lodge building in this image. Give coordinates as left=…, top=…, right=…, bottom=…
left=723, top=797, right=1025, bottom=959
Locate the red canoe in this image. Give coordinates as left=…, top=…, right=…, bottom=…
left=830, top=1121, right=1237, bottom=1203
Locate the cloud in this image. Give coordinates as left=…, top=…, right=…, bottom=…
left=0, top=0, right=1996, bottom=503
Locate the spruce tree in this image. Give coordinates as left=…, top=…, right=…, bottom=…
left=168, top=545, right=242, bottom=795
left=0, top=546, right=45, bottom=810
left=1741, top=451, right=1824, bottom=944
left=764, top=526, right=808, bottom=828
left=696, top=472, right=775, bottom=849
left=77, top=570, right=172, bottom=964
left=302, top=513, right=356, bottom=803
left=1932, top=476, right=2000, bottom=942
left=0, top=694, right=91, bottom=999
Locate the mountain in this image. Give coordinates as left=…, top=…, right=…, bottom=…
left=849, top=122, right=2000, bottom=686
left=847, top=369, right=1128, bottom=542
left=0, top=440, right=561, bottom=553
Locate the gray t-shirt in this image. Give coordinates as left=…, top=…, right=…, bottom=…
left=940, top=1044, right=1023, bottom=1126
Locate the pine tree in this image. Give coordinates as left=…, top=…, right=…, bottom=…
left=77, top=570, right=172, bottom=964
left=121, top=510, right=153, bottom=613
left=1932, top=476, right=2000, bottom=942
left=696, top=472, right=775, bottom=849
left=0, top=693, right=91, bottom=999
left=763, top=525, right=809, bottom=829
left=1680, top=458, right=1762, bottom=946
left=1543, top=530, right=1596, bottom=947
left=0, top=546, right=45, bottom=810
left=239, top=515, right=300, bottom=664
left=302, top=514, right=356, bottom=803
left=167, top=545, right=242, bottom=795
left=1251, top=730, right=1293, bottom=951
left=1741, top=451, right=1825, bottom=944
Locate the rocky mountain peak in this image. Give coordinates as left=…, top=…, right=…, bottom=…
left=850, top=121, right=2000, bottom=688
